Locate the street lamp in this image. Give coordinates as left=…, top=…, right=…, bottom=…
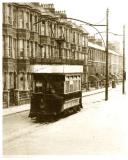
left=105, top=8, right=109, bottom=100
left=123, top=25, right=126, bottom=94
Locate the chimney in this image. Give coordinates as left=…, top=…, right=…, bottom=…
left=41, top=3, right=55, bottom=13
left=55, top=10, right=67, bottom=18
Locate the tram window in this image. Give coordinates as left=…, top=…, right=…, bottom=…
left=66, top=81, right=70, bottom=93
left=46, top=82, right=55, bottom=94
left=46, top=82, right=50, bottom=93
left=35, top=81, right=42, bottom=93
left=78, top=76, right=81, bottom=90
left=69, top=77, right=73, bottom=92
left=73, top=76, right=77, bottom=92
left=65, top=76, right=69, bottom=93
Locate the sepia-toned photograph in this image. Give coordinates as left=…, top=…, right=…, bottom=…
left=1, top=0, right=128, bottom=159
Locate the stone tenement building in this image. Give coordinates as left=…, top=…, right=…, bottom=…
left=2, top=3, right=88, bottom=108
left=86, top=36, right=122, bottom=89
left=88, top=40, right=120, bottom=77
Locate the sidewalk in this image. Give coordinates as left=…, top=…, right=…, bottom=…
left=3, top=85, right=120, bottom=116
left=82, top=86, right=112, bottom=97
left=3, top=104, right=30, bottom=116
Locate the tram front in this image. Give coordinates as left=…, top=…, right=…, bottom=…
left=29, top=64, right=83, bottom=121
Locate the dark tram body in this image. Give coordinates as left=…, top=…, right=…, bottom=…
left=29, top=70, right=83, bottom=121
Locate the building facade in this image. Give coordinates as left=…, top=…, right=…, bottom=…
left=2, top=2, right=122, bottom=108
left=87, top=37, right=121, bottom=88
left=2, top=3, right=88, bottom=108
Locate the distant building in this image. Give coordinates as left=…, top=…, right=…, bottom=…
left=88, top=36, right=122, bottom=87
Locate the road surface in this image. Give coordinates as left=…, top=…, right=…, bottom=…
left=3, top=85, right=128, bottom=155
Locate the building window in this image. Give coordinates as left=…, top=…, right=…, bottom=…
left=41, top=22, right=45, bottom=35
left=49, top=46, right=51, bottom=58
left=30, top=42, right=33, bottom=57
left=58, top=26, right=64, bottom=38
left=73, top=32, right=75, bottom=43
left=82, top=36, right=85, bottom=46
left=13, top=38, right=16, bottom=58
left=48, top=22, right=51, bottom=37
left=30, top=14, right=33, bottom=30
left=38, top=45, right=41, bottom=58
left=13, top=9, right=17, bottom=27
left=26, top=12, right=29, bottom=29
left=3, top=35, right=5, bottom=56
left=35, top=42, right=37, bottom=55
left=19, top=10, right=24, bottom=28
left=19, top=39, right=24, bottom=58
left=71, top=50, right=74, bottom=60
left=10, top=73, right=14, bottom=89
left=8, top=4, right=12, bottom=24
left=50, top=23, right=54, bottom=37
left=67, top=50, right=69, bottom=59
left=3, top=72, right=6, bottom=90
left=19, top=73, right=24, bottom=90
left=46, top=46, right=49, bottom=58
left=9, top=36, right=12, bottom=57
left=35, top=15, right=38, bottom=32
left=41, top=46, right=45, bottom=58
left=27, top=40, right=29, bottom=57
left=54, top=47, right=59, bottom=58
left=77, top=33, right=79, bottom=44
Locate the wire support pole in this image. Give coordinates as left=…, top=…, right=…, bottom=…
left=105, top=8, right=109, bottom=101
left=122, top=25, right=125, bottom=94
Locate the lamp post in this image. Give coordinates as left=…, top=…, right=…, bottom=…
left=123, top=25, right=125, bottom=94
left=105, top=8, right=109, bottom=100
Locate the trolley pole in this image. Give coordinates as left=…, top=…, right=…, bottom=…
left=105, top=8, right=109, bottom=101
left=122, top=25, right=125, bottom=94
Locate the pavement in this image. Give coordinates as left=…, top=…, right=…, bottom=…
left=3, top=85, right=118, bottom=116
left=3, top=104, right=30, bottom=116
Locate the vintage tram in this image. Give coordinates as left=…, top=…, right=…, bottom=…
left=29, top=65, right=83, bottom=121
